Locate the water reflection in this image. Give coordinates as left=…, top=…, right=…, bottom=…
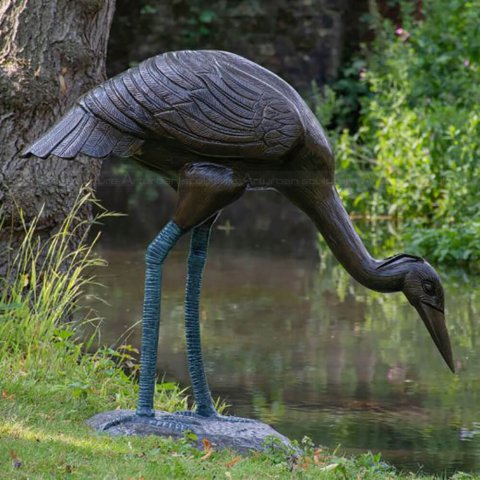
left=82, top=159, right=480, bottom=475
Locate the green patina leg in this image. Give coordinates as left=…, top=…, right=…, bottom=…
left=179, top=222, right=255, bottom=423
left=96, top=219, right=261, bottom=432
left=185, top=224, right=217, bottom=417
left=137, top=221, right=184, bottom=417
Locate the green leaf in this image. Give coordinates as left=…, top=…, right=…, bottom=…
left=199, top=10, right=215, bottom=23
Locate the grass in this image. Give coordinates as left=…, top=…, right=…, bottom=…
left=0, top=188, right=476, bottom=479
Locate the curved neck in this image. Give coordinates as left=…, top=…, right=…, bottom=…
left=281, top=185, right=405, bottom=293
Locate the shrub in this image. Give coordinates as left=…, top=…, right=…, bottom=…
left=325, top=0, right=480, bottom=266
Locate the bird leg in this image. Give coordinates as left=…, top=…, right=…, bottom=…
left=98, top=163, right=258, bottom=432
left=171, top=219, right=256, bottom=423
left=184, top=221, right=217, bottom=417
left=99, top=220, right=190, bottom=431
left=136, top=220, right=185, bottom=417
left=169, top=163, right=255, bottom=423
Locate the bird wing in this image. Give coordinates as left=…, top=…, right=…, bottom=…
left=22, top=51, right=303, bottom=160
left=146, top=51, right=304, bottom=159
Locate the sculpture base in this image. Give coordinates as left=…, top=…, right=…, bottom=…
left=87, top=410, right=294, bottom=454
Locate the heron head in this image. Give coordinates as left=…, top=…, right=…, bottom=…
left=402, top=260, right=454, bottom=372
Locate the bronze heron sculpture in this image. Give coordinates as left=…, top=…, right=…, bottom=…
left=23, top=50, right=454, bottom=430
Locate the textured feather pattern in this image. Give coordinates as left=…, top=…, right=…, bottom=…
left=23, top=50, right=304, bottom=160
left=22, top=104, right=144, bottom=160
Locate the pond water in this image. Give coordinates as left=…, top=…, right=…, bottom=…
left=81, top=160, right=480, bottom=476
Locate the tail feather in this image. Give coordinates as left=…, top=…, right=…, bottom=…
left=23, top=108, right=84, bottom=158
left=53, top=114, right=97, bottom=158
left=22, top=105, right=143, bottom=159
left=81, top=121, right=121, bottom=158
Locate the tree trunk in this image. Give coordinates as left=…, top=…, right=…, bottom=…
left=0, top=0, right=115, bottom=275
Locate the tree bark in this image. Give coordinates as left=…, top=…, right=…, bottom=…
left=0, top=0, right=115, bottom=275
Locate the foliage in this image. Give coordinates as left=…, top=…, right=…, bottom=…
left=319, top=0, right=480, bottom=266
left=179, top=4, right=217, bottom=47
left=0, top=188, right=188, bottom=417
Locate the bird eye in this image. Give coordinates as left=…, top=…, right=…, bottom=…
left=422, top=281, right=436, bottom=296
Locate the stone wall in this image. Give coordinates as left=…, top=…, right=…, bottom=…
left=108, top=0, right=367, bottom=92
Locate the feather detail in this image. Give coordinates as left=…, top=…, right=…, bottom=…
left=23, top=50, right=305, bottom=161
left=22, top=105, right=143, bottom=159
left=22, top=108, right=84, bottom=158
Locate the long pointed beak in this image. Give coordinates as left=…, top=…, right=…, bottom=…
left=417, top=302, right=455, bottom=373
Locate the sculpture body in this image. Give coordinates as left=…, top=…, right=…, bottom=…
left=23, top=50, right=454, bottom=447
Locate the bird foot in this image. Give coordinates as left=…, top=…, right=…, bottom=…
left=173, top=410, right=257, bottom=424
left=98, top=411, right=202, bottom=433
left=87, top=408, right=294, bottom=454
left=97, top=410, right=255, bottom=433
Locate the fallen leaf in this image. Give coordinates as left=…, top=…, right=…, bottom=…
left=300, top=457, right=311, bottom=470
left=225, top=456, right=241, bottom=468
left=201, top=438, right=213, bottom=461
left=65, top=464, right=73, bottom=473
left=225, top=472, right=232, bottom=479
left=201, top=449, right=213, bottom=461
left=2, top=389, right=15, bottom=400
left=9, top=449, right=22, bottom=469
left=313, top=448, right=324, bottom=466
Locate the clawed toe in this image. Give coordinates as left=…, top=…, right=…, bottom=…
left=172, top=410, right=255, bottom=424
left=173, top=410, right=200, bottom=417
left=203, top=413, right=257, bottom=423
left=99, top=411, right=206, bottom=433
left=99, top=413, right=137, bottom=431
